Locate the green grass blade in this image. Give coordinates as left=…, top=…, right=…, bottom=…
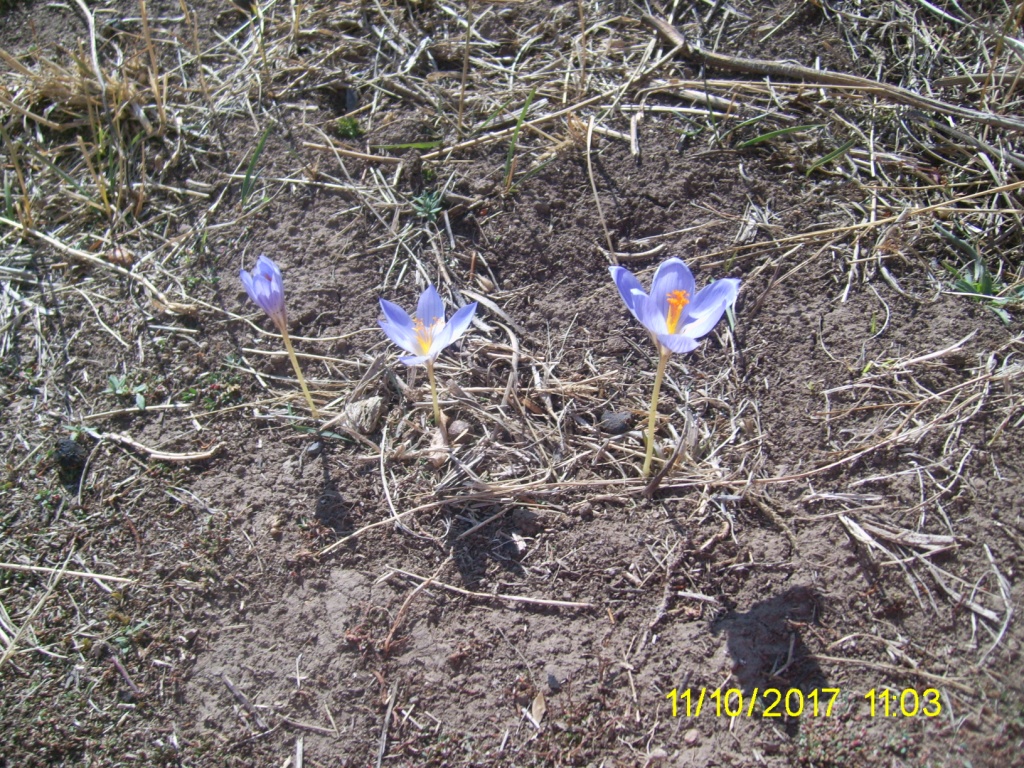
left=933, top=222, right=979, bottom=260
left=806, top=137, right=857, bottom=175
left=731, top=114, right=769, bottom=132
left=474, top=93, right=518, bottom=133
left=507, top=157, right=555, bottom=195
left=737, top=124, right=822, bottom=148
left=24, top=146, right=88, bottom=195
left=372, top=140, right=443, bottom=150
left=504, top=88, right=536, bottom=190
left=241, top=123, right=274, bottom=206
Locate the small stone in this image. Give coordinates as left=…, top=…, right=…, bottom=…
left=55, top=438, right=88, bottom=486
left=448, top=420, right=472, bottom=443
left=306, top=440, right=323, bottom=458
left=683, top=728, right=700, bottom=746
left=343, top=396, right=384, bottom=434
left=599, top=410, right=634, bottom=435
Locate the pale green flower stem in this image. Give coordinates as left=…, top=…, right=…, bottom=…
left=426, top=359, right=448, bottom=443
left=279, top=324, right=319, bottom=420
left=642, top=347, right=671, bottom=478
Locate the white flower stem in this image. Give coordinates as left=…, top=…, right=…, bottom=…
left=279, top=325, right=319, bottom=420
left=426, top=359, right=448, bottom=443
left=642, top=348, right=670, bottom=478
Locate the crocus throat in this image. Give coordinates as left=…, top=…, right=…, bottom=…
left=413, top=317, right=440, bottom=354
left=666, top=289, right=690, bottom=334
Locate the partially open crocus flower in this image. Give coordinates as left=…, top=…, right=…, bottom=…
left=610, top=258, right=740, bottom=477
left=379, top=285, right=477, bottom=440
left=239, top=254, right=318, bottom=419
left=240, top=255, right=288, bottom=332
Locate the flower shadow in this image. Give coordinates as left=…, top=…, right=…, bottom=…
left=712, top=585, right=829, bottom=736
left=312, top=440, right=352, bottom=536
left=447, top=506, right=539, bottom=591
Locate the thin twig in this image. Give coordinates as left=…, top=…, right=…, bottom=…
left=586, top=116, right=616, bottom=264
left=0, top=562, right=133, bottom=584
left=389, top=567, right=594, bottom=610
left=644, top=14, right=1024, bottom=133
left=88, top=431, right=223, bottom=463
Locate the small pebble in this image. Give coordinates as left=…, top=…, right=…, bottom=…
left=599, top=410, right=634, bottom=435
left=546, top=672, right=562, bottom=693
left=448, top=420, right=472, bottom=443
left=306, top=440, right=323, bottom=458
left=55, top=438, right=88, bottom=486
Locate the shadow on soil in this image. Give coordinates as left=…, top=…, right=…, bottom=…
left=713, top=585, right=828, bottom=736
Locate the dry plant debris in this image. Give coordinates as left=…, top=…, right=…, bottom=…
left=2, top=0, right=1024, bottom=765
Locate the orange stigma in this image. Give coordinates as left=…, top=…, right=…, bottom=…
left=413, top=318, right=432, bottom=354
left=413, top=316, right=443, bottom=354
left=666, top=289, right=690, bottom=334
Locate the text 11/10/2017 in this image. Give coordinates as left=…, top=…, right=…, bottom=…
left=665, top=687, right=943, bottom=719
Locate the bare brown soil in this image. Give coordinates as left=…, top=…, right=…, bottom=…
left=2, top=1, right=1023, bottom=766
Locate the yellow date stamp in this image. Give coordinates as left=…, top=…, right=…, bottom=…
left=666, top=687, right=841, bottom=718
left=666, top=687, right=944, bottom=718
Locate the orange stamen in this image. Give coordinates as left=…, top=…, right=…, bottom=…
left=666, top=289, right=690, bottom=334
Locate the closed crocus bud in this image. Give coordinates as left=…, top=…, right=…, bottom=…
left=240, top=254, right=288, bottom=331
left=239, top=254, right=318, bottom=418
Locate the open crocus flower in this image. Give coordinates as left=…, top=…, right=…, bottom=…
left=610, top=258, right=740, bottom=355
left=609, top=257, right=740, bottom=478
left=239, top=254, right=318, bottom=419
left=379, top=285, right=477, bottom=367
left=379, top=285, right=477, bottom=441
left=240, top=254, right=288, bottom=332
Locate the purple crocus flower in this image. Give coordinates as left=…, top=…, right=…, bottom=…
left=379, top=285, right=477, bottom=366
left=610, top=258, right=740, bottom=354
left=239, top=254, right=319, bottom=418
left=240, top=255, right=288, bottom=331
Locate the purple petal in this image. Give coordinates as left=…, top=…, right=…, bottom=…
left=678, top=278, right=740, bottom=340
left=609, top=266, right=648, bottom=320
left=416, top=285, right=445, bottom=327
left=255, top=254, right=282, bottom=285
left=240, top=255, right=286, bottom=317
left=379, top=318, right=420, bottom=356
left=635, top=293, right=668, bottom=337
left=379, top=299, right=420, bottom=355
left=239, top=269, right=259, bottom=304
left=649, top=258, right=696, bottom=319
left=254, top=256, right=285, bottom=308
left=657, top=333, right=700, bottom=355
left=380, top=298, right=415, bottom=331
left=398, top=352, right=432, bottom=367
left=260, top=282, right=285, bottom=323
left=431, top=302, right=477, bottom=353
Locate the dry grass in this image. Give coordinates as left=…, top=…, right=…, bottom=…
left=2, top=0, right=1024, bottom=764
